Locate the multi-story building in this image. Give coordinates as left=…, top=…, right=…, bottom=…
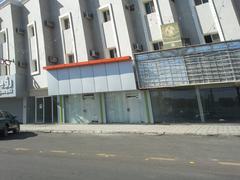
left=0, top=0, right=239, bottom=124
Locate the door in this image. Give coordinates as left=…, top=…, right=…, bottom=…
left=126, top=92, right=147, bottom=124
left=35, top=97, right=54, bottom=124
left=105, top=91, right=147, bottom=124
left=36, top=98, right=44, bottom=123
left=81, top=94, right=100, bottom=123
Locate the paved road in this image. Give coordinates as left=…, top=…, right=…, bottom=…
left=0, top=132, right=240, bottom=180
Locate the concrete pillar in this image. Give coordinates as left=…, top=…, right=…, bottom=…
left=195, top=87, right=205, bottom=123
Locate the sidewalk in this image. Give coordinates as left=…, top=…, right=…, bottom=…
left=21, top=124, right=240, bottom=137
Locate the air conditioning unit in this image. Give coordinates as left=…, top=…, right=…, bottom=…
left=83, top=12, right=94, bottom=20
left=48, top=56, right=59, bottom=64
left=89, top=50, right=99, bottom=58
left=125, top=4, right=135, bottom=11
left=16, top=28, right=25, bottom=35
left=133, top=43, right=143, bottom=52
left=44, top=20, right=55, bottom=29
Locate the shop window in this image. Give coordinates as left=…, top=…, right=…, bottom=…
left=144, top=1, right=155, bottom=14
left=153, top=42, right=163, bottom=50
left=109, top=48, right=117, bottom=58
left=194, top=0, right=209, bottom=6
left=103, top=10, right=111, bottom=22
left=200, top=87, right=240, bottom=123
left=204, top=33, right=220, bottom=44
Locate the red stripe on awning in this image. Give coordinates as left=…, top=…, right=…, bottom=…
left=43, top=56, right=132, bottom=71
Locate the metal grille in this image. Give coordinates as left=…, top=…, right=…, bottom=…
left=135, top=41, right=240, bottom=89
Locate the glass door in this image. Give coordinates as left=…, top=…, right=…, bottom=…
left=36, top=98, right=44, bottom=123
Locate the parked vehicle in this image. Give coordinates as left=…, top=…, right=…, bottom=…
left=0, top=111, right=20, bottom=137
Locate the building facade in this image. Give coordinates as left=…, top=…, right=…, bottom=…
left=0, top=0, right=239, bottom=124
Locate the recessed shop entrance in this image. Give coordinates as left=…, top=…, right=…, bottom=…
left=35, top=97, right=58, bottom=124
left=105, top=91, right=148, bottom=124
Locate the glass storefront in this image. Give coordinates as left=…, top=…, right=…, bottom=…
left=150, top=87, right=240, bottom=124
left=200, top=87, right=240, bottom=123
left=150, top=88, right=201, bottom=123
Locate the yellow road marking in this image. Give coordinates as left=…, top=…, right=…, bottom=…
left=15, top=148, right=30, bottom=151
left=96, top=153, right=116, bottom=158
left=218, top=162, right=240, bottom=167
left=50, top=150, right=67, bottom=154
left=145, top=157, right=176, bottom=161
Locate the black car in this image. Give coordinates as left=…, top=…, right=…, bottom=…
left=0, top=111, right=20, bottom=137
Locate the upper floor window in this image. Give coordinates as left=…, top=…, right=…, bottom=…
left=153, top=42, right=163, bottom=50
left=204, top=33, right=220, bottom=44
left=194, top=0, right=209, bottom=6
left=63, top=18, right=70, bottom=30
left=144, top=1, right=155, bottom=14
left=103, top=10, right=111, bottom=22
left=109, top=48, right=117, bottom=58
left=29, top=26, right=35, bottom=37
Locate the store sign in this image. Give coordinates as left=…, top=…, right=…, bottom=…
left=0, top=76, right=15, bottom=97
left=161, top=23, right=182, bottom=49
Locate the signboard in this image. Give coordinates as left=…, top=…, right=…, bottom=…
left=161, top=22, right=182, bottom=49
left=0, top=75, right=16, bottom=97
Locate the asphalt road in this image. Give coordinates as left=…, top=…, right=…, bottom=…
left=0, top=132, right=240, bottom=180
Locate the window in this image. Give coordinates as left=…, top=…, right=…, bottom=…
left=31, top=59, right=38, bottom=72
left=103, top=10, right=111, bottom=22
left=109, top=48, right=117, bottom=58
left=204, top=33, right=220, bottom=44
left=67, top=54, right=75, bottom=63
left=63, top=18, right=70, bottom=30
left=144, top=1, right=155, bottom=14
left=153, top=42, right=163, bottom=50
left=194, top=0, right=209, bottom=6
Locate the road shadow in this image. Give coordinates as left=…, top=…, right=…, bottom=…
left=0, top=132, right=38, bottom=141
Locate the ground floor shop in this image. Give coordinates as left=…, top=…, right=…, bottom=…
left=150, top=86, right=240, bottom=123
left=25, top=86, right=240, bottom=124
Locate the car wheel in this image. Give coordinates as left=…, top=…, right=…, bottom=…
left=2, top=126, right=8, bottom=137
left=13, top=125, right=20, bottom=134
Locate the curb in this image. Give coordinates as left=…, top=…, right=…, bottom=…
left=21, top=129, right=240, bottom=137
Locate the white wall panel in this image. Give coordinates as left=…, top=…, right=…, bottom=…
left=119, top=61, right=136, bottom=90
left=69, top=68, right=83, bottom=94
left=58, top=69, right=70, bottom=95
left=46, top=61, right=137, bottom=96
left=93, top=64, right=108, bottom=92
left=106, top=63, right=122, bottom=92
left=81, top=66, right=95, bottom=93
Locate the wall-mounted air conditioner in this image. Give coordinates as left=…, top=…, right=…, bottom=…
left=44, top=20, right=55, bottom=29
left=133, top=43, right=143, bottom=52
left=48, top=56, right=58, bottom=64
left=83, top=12, right=94, bottom=20
left=89, top=50, right=99, bottom=58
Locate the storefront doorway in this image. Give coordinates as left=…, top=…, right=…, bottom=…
left=105, top=91, right=148, bottom=124
left=35, top=97, right=58, bottom=124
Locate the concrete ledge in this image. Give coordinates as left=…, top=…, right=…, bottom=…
left=20, top=124, right=240, bottom=137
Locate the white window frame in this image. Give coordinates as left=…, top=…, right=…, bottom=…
left=59, top=12, right=77, bottom=64
left=27, top=21, right=40, bottom=75
left=98, top=4, right=121, bottom=58
left=0, top=28, right=10, bottom=75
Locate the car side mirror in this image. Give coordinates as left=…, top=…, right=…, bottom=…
left=12, top=116, right=17, bottom=120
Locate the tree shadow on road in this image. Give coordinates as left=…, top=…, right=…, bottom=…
left=0, top=132, right=38, bottom=141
